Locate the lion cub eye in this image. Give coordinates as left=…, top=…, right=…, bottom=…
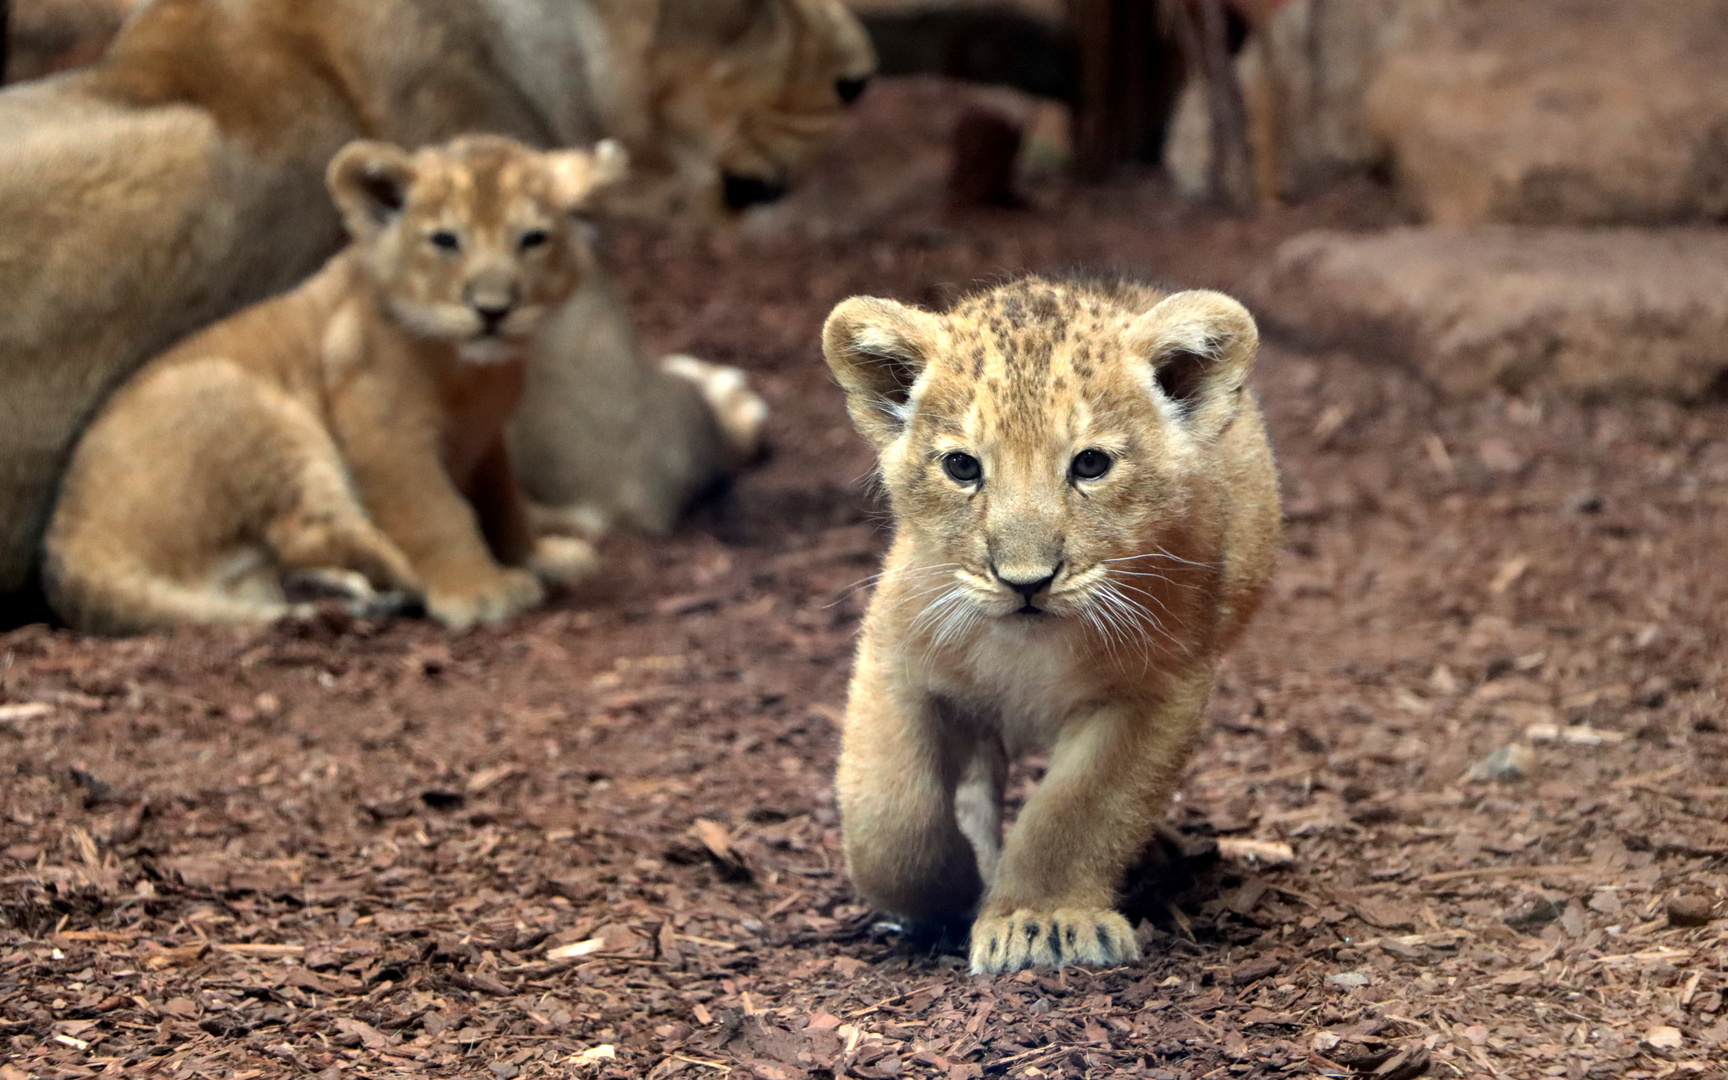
left=519, top=229, right=550, bottom=251
left=429, top=230, right=461, bottom=252
left=1071, top=449, right=1113, bottom=481
left=942, top=452, right=983, bottom=485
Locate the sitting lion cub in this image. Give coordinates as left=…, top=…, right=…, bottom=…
left=822, top=278, right=1281, bottom=973
left=44, top=135, right=627, bottom=633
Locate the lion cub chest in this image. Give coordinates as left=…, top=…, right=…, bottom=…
left=932, top=622, right=1098, bottom=750
left=438, top=360, right=528, bottom=485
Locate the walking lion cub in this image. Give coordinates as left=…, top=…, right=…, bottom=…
left=822, top=278, right=1281, bottom=973
left=44, top=134, right=627, bottom=633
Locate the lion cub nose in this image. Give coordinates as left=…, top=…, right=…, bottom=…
left=475, top=304, right=513, bottom=335
left=993, top=563, right=1060, bottom=601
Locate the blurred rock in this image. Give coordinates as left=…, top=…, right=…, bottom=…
left=1217, top=0, right=1728, bottom=224
left=1365, top=0, right=1728, bottom=225
left=1171, top=0, right=1451, bottom=200
left=1250, top=227, right=1728, bottom=399
left=6, top=0, right=133, bottom=84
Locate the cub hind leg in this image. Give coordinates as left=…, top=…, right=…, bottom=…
left=660, top=354, right=768, bottom=464
left=953, top=735, right=1008, bottom=886
left=263, top=450, right=422, bottom=607
left=45, top=359, right=419, bottom=633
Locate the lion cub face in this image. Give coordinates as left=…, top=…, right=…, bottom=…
left=823, top=279, right=1259, bottom=634
left=327, top=135, right=628, bottom=362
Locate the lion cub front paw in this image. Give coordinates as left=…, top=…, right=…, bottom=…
left=661, top=354, right=768, bottom=462
left=428, top=567, right=544, bottom=628
left=969, top=908, right=1140, bottom=974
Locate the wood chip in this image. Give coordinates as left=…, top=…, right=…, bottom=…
left=1667, top=894, right=1715, bottom=927
left=466, top=764, right=524, bottom=795
left=1643, top=1026, right=1683, bottom=1050
left=1488, top=556, right=1529, bottom=594
left=1217, top=838, right=1295, bottom=865
left=1525, top=723, right=1625, bottom=746
left=1230, top=957, right=1282, bottom=985
left=217, top=943, right=305, bottom=956
left=546, top=938, right=606, bottom=961
left=1351, top=898, right=1416, bottom=930
left=692, top=819, right=751, bottom=882
left=334, top=1018, right=390, bottom=1050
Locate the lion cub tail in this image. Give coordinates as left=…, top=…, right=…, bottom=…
left=43, top=547, right=302, bottom=635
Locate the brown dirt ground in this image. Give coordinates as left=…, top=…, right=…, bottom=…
left=4, top=79, right=1728, bottom=1080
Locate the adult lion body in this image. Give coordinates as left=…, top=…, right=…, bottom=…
left=822, top=278, right=1281, bottom=973
left=0, top=0, right=874, bottom=613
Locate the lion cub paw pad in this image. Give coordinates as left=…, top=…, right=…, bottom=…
left=662, top=354, right=768, bottom=461
left=969, top=909, right=1140, bottom=974
left=528, top=535, right=599, bottom=587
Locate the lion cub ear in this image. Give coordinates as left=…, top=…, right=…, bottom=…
left=1125, top=290, right=1259, bottom=442
left=546, top=139, right=630, bottom=214
left=327, top=140, right=418, bottom=242
left=822, top=297, right=942, bottom=449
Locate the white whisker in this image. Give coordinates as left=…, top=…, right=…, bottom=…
left=828, top=560, right=960, bottom=609
left=1104, top=548, right=1213, bottom=569
left=1110, top=578, right=1181, bottom=620
left=1103, top=568, right=1205, bottom=591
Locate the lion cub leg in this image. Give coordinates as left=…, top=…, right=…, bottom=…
left=967, top=685, right=1209, bottom=974
left=837, top=682, right=986, bottom=939
left=265, top=497, right=424, bottom=619
left=468, top=440, right=597, bottom=590
left=953, top=736, right=1008, bottom=885
left=348, top=433, right=545, bottom=629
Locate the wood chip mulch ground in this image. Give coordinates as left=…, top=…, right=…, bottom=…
left=3, top=78, right=1726, bottom=1080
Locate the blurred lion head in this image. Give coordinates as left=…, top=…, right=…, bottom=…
left=605, top=0, right=876, bottom=219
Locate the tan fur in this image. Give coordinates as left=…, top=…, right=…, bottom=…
left=822, top=278, right=1281, bottom=973
left=0, top=0, right=874, bottom=608
left=43, top=135, right=625, bottom=633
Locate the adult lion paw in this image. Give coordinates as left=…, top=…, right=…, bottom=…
left=661, top=354, right=768, bottom=462
left=968, top=908, right=1140, bottom=974
left=428, top=568, right=544, bottom=628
